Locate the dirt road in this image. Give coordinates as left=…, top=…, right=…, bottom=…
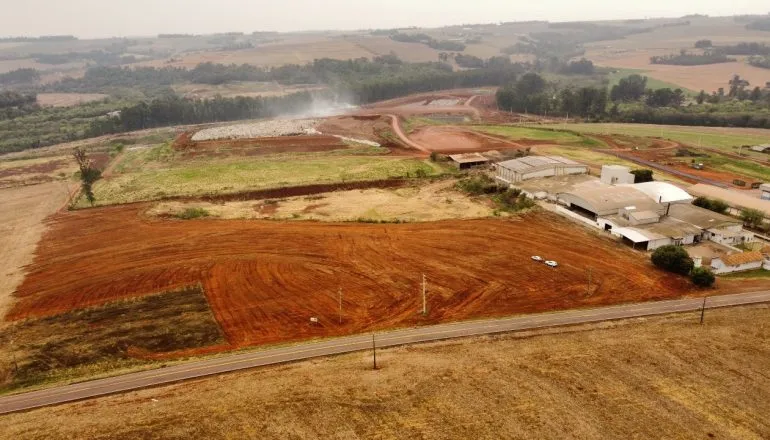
left=2, top=290, right=768, bottom=415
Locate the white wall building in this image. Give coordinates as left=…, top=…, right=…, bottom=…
left=600, top=165, right=635, bottom=185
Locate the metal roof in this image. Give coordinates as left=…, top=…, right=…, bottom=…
left=625, top=182, right=693, bottom=204
left=561, top=186, right=663, bottom=214
left=667, top=204, right=740, bottom=230
left=497, top=156, right=583, bottom=173
left=448, top=153, right=489, bottom=164
left=614, top=227, right=664, bottom=243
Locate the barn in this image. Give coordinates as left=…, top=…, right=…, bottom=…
left=448, top=153, right=490, bottom=170
left=495, top=156, right=588, bottom=184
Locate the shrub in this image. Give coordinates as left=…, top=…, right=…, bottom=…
left=494, top=188, right=535, bottom=212
left=651, top=245, right=694, bottom=275
left=740, top=208, right=765, bottom=228
left=692, top=197, right=729, bottom=214
left=176, top=207, right=210, bottom=220
left=631, top=169, right=653, bottom=183
left=455, top=174, right=500, bottom=195
left=691, top=267, right=716, bottom=287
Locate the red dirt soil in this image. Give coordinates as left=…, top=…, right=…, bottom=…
left=9, top=206, right=692, bottom=352
left=409, top=126, right=527, bottom=153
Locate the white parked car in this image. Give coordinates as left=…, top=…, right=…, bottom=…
left=545, top=260, right=558, bottom=268
left=531, top=256, right=543, bottom=262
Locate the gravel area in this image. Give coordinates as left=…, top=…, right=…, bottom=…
left=191, top=119, right=321, bottom=141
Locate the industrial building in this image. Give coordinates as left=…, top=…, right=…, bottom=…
left=495, top=156, right=588, bottom=184
left=761, top=183, right=770, bottom=201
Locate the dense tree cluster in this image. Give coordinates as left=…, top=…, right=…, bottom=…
left=0, top=91, right=39, bottom=119
left=748, top=56, right=770, bottom=69
left=454, top=54, right=484, bottom=68
left=650, top=51, right=735, bottom=66
left=714, top=42, right=770, bottom=55
left=692, top=197, right=729, bottom=214
left=746, top=18, right=770, bottom=31
left=609, top=74, right=647, bottom=101
left=496, top=72, right=607, bottom=117
left=0, top=35, right=76, bottom=42
left=390, top=33, right=466, bottom=51
left=0, top=68, right=40, bottom=86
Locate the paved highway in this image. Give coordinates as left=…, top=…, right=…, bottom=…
left=1, top=290, right=769, bottom=415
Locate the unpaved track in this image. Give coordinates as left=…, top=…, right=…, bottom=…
left=1, top=290, right=768, bottom=415
left=387, top=114, right=429, bottom=153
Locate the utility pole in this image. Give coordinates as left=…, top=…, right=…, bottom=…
left=700, top=297, right=707, bottom=325
left=372, top=334, right=377, bottom=370
left=338, top=287, right=342, bottom=325
left=422, top=274, right=427, bottom=315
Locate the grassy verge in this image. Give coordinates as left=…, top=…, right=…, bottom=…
left=471, top=125, right=606, bottom=148
left=721, top=269, right=770, bottom=279
left=88, top=155, right=446, bottom=206
left=562, top=123, right=770, bottom=152
left=0, top=286, right=224, bottom=394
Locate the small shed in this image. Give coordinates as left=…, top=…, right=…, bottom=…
left=710, top=251, right=765, bottom=274
left=449, top=153, right=490, bottom=170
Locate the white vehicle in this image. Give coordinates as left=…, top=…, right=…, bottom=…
left=545, top=260, right=558, bottom=268
left=531, top=256, right=543, bottom=262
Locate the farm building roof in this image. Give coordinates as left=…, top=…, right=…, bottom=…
left=666, top=204, right=740, bottom=230
left=448, top=153, right=490, bottom=164
left=613, top=227, right=665, bottom=243
left=720, top=251, right=764, bottom=267
left=497, top=156, right=583, bottom=172
left=560, top=186, right=662, bottom=216
left=688, top=184, right=770, bottom=217
left=625, top=182, right=693, bottom=204
left=639, top=216, right=703, bottom=239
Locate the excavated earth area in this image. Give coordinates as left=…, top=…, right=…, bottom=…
left=7, top=206, right=692, bottom=354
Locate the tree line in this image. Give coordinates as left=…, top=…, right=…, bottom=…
left=650, top=51, right=735, bottom=66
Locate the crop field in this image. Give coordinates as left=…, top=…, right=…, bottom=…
left=0, top=286, right=225, bottom=392
left=560, top=123, right=770, bottom=151
left=4, top=304, right=769, bottom=439
left=8, top=206, right=692, bottom=350
left=88, top=153, right=442, bottom=206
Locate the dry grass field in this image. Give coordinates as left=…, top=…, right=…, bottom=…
left=35, top=93, right=108, bottom=107
left=148, top=179, right=494, bottom=222
left=585, top=16, right=770, bottom=92
left=3, top=305, right=769, bottom=439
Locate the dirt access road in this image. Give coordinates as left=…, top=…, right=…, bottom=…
left=9, top=206, right=691, bottom=351
left=2, top=290, right=768, bottom=415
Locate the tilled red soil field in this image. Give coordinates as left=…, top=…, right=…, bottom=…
left=409, top=126, right=526, bottom=153
left=8, top=206, right=692, bottom=352
left=175, top=134, right=348, bottom=158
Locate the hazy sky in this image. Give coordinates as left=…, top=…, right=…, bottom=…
left=3, top=0, right=769, bottom=38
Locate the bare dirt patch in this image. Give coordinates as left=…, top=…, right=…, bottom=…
left=0, top=182, right=70, bottom=319
left=409, top=126, right=525, bottom=153
left=3, top=305, right=769, bottom=439
left=0, top=156, right=76, bottom=189
left=8, top=206, right=691, bottom=351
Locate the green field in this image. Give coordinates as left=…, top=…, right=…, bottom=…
left=470, top=125, right=604, bottom=147
left=606, top=68, right=697, bottom=96
left=560, top=123, right=770, bottom=152
left=87, top=152, right=445, bottom=206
